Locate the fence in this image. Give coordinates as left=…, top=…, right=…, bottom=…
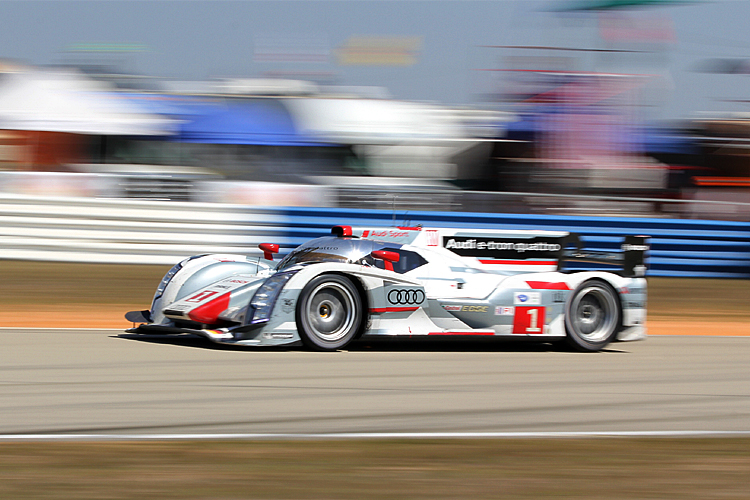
left=1, top=193, right=748, bottom=277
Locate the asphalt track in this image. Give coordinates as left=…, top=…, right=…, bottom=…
left=1, top=330, right=749, bottom=437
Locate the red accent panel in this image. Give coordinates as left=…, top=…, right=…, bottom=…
left=187, top=293, right=231, bottom=324
left=397, top=226, right=422, bottom=231
left=370, top=307, right=419, bottom=314
left=693, top=176, right=750, bottom=187
left=480, top=260, right=558, bottom=266
left=428, top=331, right=495, bottom=336
left=525, top=281, right=570, bottom=290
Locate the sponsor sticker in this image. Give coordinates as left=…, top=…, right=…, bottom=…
left=461, top=305, right=488, bottom=313
left=495, top=306, right=515, bottom=316
left=426, top=230, right=439, bottom=247
left=371, top=230, right=410, bottom=239
left=443, top=304, right=489, bottom=313
left=514, top=292, right=541, bottom=305
left=281, top=298, right=295, bottom=313
left=621, top=244, right=649, bottom=252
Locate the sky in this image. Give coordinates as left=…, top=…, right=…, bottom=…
left=2, top=0, right=750, bottom=121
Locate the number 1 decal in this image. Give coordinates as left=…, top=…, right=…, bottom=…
left=526, top=308, right=542, bottom=332
left=512, top=306, right=545, bottom=334
left=185, top=290, right=220, bottom=303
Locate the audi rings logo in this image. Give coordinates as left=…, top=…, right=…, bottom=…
left=388, top=289, right=425, bottom=305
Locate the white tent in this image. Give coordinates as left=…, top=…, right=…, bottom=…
left=282, top=97, right=466, bottom=144
left=283, top=97, right=490, bottom=178
left=0, top=69, right=176, bottom=136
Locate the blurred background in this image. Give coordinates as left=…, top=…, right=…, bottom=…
left=0, top=0, right=749, bottom=272
left=2, top=0, right=749, bottom=213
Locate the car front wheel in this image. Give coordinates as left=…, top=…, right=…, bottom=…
left=296, top=274, right=362, bottom=351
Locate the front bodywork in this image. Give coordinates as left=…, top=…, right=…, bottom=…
left=126, top=226, right=648, bottom=348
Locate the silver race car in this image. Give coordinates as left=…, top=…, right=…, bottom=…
left=126, top=225, right=648, bottom=352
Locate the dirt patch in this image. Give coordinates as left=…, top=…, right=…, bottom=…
left=0, top=305, right=136, bottom=329
left=647, top=319, right=750, bottom=336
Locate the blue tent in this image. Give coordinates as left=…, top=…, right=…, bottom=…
left=113, top=93, right=326, bottom=146
left=177, top=98, right=323, bottom=146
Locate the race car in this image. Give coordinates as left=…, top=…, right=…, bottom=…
left=125, top=225, right=648, bottom=352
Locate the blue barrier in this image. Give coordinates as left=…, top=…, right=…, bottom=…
left=278, top=207, right=750, bottom=279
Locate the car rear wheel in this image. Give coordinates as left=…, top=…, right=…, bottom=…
left=296, top=274, right=362, bottom=351
left=565, top=280, right=621, bottom=352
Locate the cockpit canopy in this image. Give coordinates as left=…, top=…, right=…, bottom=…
left=275, top=235, right=427, bottom=274
left=276, top=236, right=389, bottom=270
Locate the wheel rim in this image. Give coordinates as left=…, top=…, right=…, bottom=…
left=569, top=284, right=618, bottom=343
left=305, top=282, right=356, bottom=342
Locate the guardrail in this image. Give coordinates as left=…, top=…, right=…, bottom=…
left=1, top=193, right=748, bottom=277
left=0, top=194, right=290, bottom=265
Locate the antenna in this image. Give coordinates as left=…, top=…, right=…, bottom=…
left=391, top=194, right=397, bottom=227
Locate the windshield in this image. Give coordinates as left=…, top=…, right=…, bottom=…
left=276, top=236, right=389, bottom=271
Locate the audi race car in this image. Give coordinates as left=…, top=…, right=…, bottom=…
left=125, top=225, right=649, bottom=352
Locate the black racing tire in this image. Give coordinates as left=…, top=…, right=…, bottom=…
left=564, top=280, right=621, bottom=352
left=296, top=274, right=363, bottom=351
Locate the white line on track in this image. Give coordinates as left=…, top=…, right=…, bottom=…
left=3, top=431, right=750, bottom=441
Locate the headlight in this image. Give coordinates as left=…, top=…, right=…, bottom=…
left=154, top=261, right=183, bottom=301
left=247, top=271, right=297, bottom=324
left=153, top=255, right=207, bottom=301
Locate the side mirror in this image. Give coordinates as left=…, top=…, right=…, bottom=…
left=259, top=243, right=280, bottom=261
left=371, top=250, right=400, bottom=272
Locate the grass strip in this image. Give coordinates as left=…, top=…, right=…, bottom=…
left=1, top=438, right=749, bottom=499
left=0, top=261, right=169, bottom=306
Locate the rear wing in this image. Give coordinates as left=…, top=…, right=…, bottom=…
left=340, top=226, right=649, bottom=278
left=560, top=234, right=650, bottom=278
